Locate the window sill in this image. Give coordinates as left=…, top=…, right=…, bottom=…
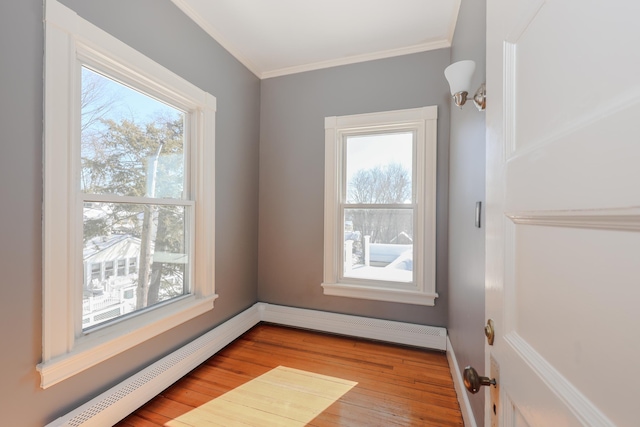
left=37, top=294, right=217, bottom=389
left=322, top=282, right=437, bottom=306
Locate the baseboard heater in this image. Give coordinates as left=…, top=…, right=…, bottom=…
left=46, top=302, right=446, bottom=427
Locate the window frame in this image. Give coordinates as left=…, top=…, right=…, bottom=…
left=39, top=0, right=217, bottom=388
left=322, top=107, right=438, bottom=306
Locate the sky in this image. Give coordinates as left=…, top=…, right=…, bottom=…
left=82, top=66, right=183, bottom=124
left=345, top=132, right=413, bottom=185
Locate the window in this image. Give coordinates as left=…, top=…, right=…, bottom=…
left=40, top=0, right=216, bottom=388
left=90, top=263, right=102, bottom=281
left=117, top=259, right=126, bottom=276
left=322, top=107, right=438, bottom=306
left=80, top=66, right=191, bottom=329
left=129, top=257, right=138, bottom=275
left=103, top=261, right=114, bottom=280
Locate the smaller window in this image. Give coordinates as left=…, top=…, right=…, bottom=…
left=322, top=107, right=438, bottom=306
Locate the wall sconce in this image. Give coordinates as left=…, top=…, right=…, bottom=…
left=444, top=60, right=486, bottom=111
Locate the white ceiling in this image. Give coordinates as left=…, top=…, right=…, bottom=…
left=171, top=0, right=461, bottom=79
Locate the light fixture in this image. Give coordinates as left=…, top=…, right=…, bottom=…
left=444, top=60, right=486, bottom=111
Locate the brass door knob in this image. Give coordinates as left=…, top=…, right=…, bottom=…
left=463, top=366, right=496, bottom=394
left=485, top=319, right=495, bottom=345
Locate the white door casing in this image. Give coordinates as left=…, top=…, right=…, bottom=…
left=486, top=0, right=640, bottom=426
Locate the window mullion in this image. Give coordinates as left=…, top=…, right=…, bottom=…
left=82, top=193, right=194, bottom=207
left=342, top=203, right=415, bottom=210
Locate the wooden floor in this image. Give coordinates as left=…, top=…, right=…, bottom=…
left=116, top=324, right=463, bottom=426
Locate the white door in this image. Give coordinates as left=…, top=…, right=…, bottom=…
left=485, top=0, right=640, bottom=426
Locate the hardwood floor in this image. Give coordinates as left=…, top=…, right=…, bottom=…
left=116, top=324, right=463, bottom=426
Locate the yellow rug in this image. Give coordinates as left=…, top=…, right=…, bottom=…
left=168, top=366, right=358, bottom=426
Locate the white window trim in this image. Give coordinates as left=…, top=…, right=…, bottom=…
left=39, top=0, right=217, bottom=389
left=322, top=106, right=438, bottom=306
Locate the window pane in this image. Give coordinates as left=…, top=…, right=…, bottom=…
left=104, top=261, right=114, bottom=279
left=80, top=67, right=185, bottom=199
left=117, top=259, right=126, bottom=276
left=128, top=257, right=137, bottom=274
left=91, top=263, right=101, bottom=281
left=343, top=208, right=413, bottom=283
left=83, top=202, right=189, bottom=329
left=345, top=132, right=413, bottom=204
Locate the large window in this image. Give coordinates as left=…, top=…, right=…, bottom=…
left=80, top=66, right=190, bottom=329
left=322, top=107, right=438, bottom=306
left=40, top=0, right=217, bottom=388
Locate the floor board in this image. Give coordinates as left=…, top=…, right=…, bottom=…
left=115, top=323, right=463, bottom=426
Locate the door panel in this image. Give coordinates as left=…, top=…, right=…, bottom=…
left=514, top=225, right=640, bottom=413
left=512, top=2, right=640, bottom=153
left=487, top=0, right=640, bottom=426
left=506, top=103, right=640, bottom=212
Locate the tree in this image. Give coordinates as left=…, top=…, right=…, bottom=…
left=348, top=163, right=411, bottom=205
left=82, top=105, right=186, bottom=309
left=347, top=163, right=413, bottom=245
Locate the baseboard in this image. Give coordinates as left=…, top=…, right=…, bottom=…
left=446, top=336, right=478, bottom=427
left=46, top=303, right=446, bottom=426
left=45, top=305, right=262, bottom=427
left=258, top=302, right=447, bottom=350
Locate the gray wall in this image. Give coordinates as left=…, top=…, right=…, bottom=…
left=258, top=51, right=451, bottom=326
left=447, top=0, right=487, bottom=423
left=0, top=1, right=260, bottom=425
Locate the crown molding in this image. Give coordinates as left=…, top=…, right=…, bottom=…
left=261, top=39, right=451, bottom=79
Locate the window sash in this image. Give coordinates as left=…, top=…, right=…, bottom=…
left=78, top=59, right=193, bottom=202
left=340, top=131, right=416, bottom=205
left=339, top=207, right=416, bottom=284
left=80, top=201, right=195, bottom=331
left=338, top=128, right=419, bottom=287
left=77, top=59, right=196, bottom=331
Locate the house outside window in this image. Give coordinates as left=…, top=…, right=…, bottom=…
left=40, top=0, right=217, bottom=389
left=322, top=107, right=438, bottom=306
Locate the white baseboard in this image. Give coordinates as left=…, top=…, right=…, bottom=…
left=46, top=303, right=446, bottom=426
left=446, top=336, right=478, bottom=427
left=258, top=302, right=446, bottom=350
left=45, top=305, right=261, bottom=427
